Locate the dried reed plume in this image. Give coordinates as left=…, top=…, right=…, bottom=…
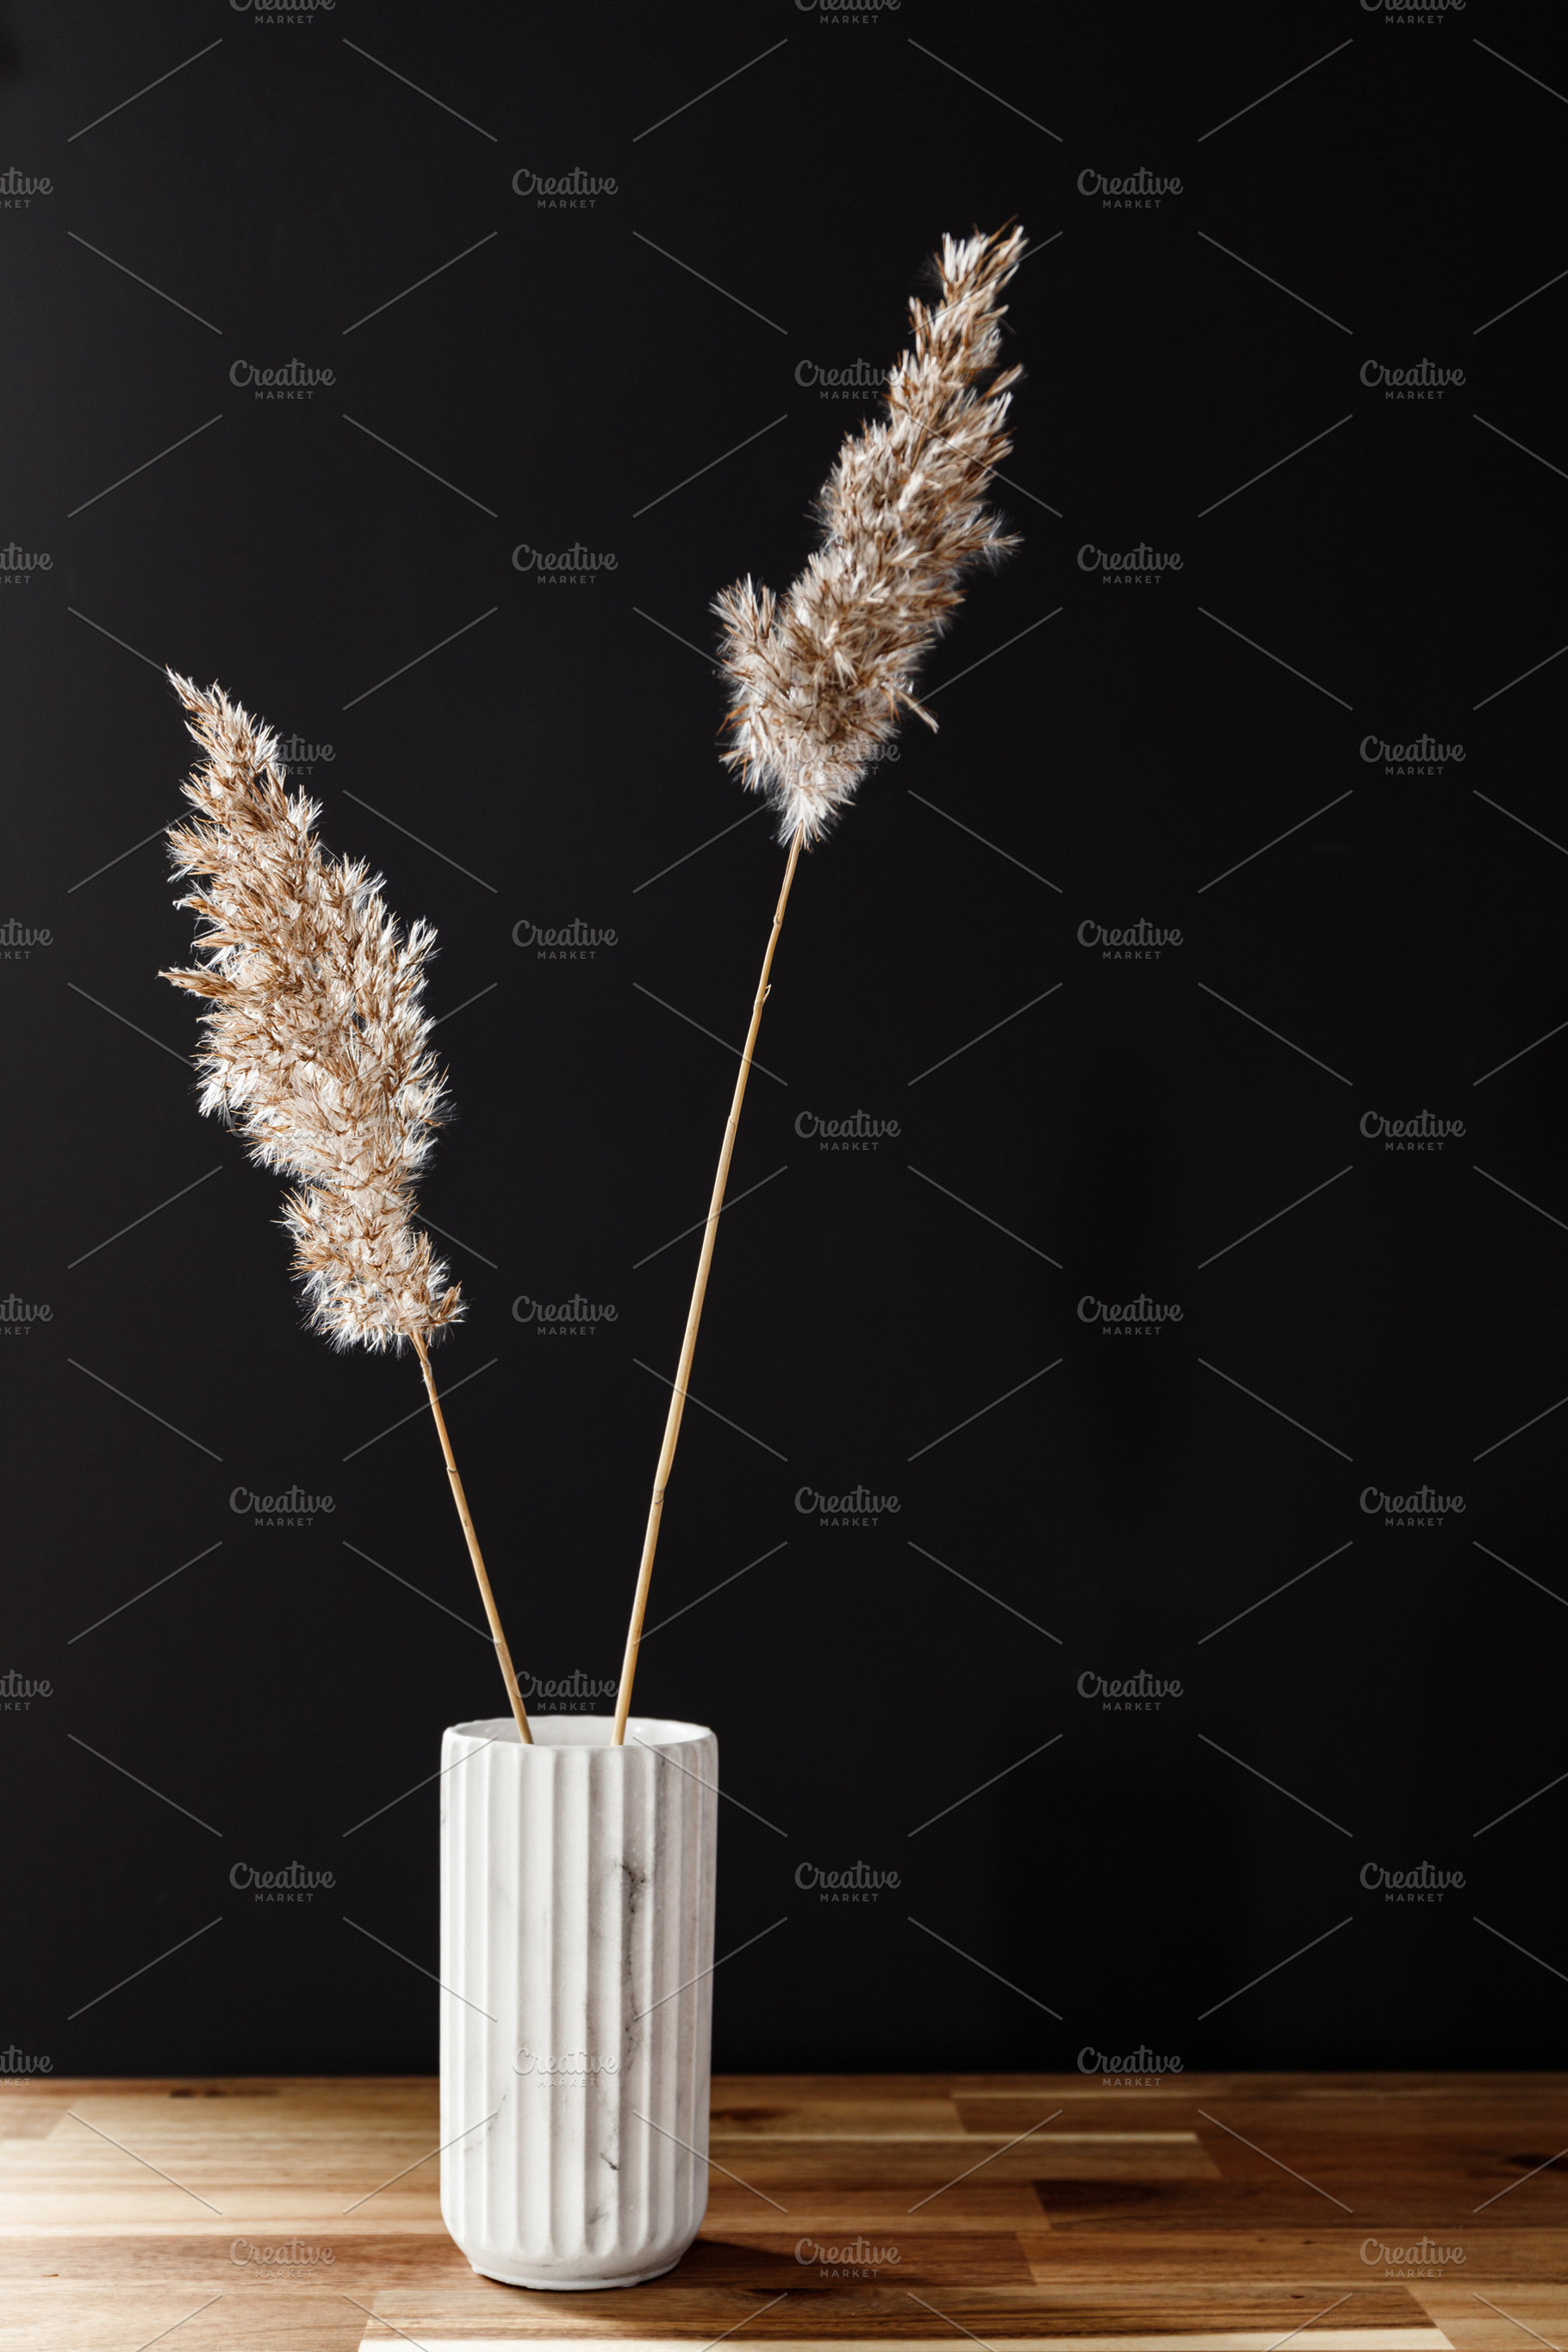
left=161, top=673, right=531, bottom=1740
left=713, top=225, right=1025, bottom=845
left=613, top=227, right=1025, bottom=1742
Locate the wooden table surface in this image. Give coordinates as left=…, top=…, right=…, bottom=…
left=2, top=2075, right=1565, bottom=2352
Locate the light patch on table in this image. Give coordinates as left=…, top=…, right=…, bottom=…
left=354, top=2334, right=1455, bottom=2351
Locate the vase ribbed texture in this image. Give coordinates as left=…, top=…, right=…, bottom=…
left=439, top=1714, right=719, bottom=2288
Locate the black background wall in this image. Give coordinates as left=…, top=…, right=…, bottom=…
left=4, top=0, right=1566, bottom=2079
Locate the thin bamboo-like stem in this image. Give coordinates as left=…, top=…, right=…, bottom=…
left=613, top=826, right=806, bottom=1745
left=412, top=1330, right=532, bottom=1744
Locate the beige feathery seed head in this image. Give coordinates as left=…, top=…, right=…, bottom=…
left=714, top=225, right=1026, bottom=844
left=160, top=672, right=464, bottom=1353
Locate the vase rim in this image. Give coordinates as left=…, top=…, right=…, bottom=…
left=447, top=1714, right=713, bottom=1750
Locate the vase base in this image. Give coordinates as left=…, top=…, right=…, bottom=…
left=470, top=2255, right=683, bottom=2291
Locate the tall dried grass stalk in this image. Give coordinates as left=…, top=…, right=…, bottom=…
left=161, top=673, right=530, bottom=1741
left=613, top=227, right=1024, bottom=1739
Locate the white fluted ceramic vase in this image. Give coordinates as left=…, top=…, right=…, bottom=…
left=439, top=1714, right=719, bottom=2289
